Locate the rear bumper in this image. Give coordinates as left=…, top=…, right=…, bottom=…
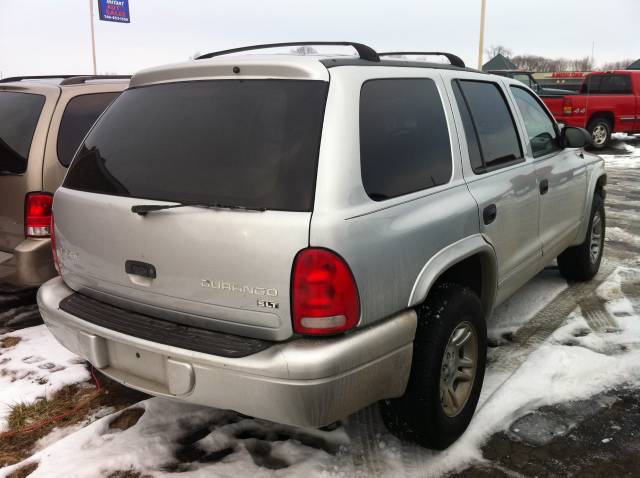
left=38, top=277, right=417, bottom=427
left=0, top=238, right=56, bottom=288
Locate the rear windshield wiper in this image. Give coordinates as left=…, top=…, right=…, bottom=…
left=131, top=202, right=266, bottom=216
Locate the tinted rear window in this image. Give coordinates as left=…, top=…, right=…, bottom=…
left=57, top=92, right=120, bottom=167
left=64, top=80, right=328, bottom=211
left=359, top=79, right=452, bottom=201
left=0, top=92, right=46, bottom=175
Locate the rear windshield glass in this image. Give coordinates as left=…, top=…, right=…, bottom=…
left=63, top=80, right=328, bottom=211
left=0, top=92, right=46, bottom=175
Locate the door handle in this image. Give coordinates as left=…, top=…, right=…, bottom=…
left=483, top=204, right=497, bottom=225
left=539, top=179, right=549, bottom=195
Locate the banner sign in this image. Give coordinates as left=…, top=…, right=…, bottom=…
left=98, top=0, right=130, bottom=23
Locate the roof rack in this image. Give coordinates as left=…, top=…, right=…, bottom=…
left=379, top=52, right=466, bottom=68
left=0, top=75, right=80, bottom=84
left=60, top=75, right=131, bottom=85
left=196, top=41, right=380, bottom=62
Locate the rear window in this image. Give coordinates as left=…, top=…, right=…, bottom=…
left=57, top=92, right=120, bottom=167
left=0, top=91, right=46, bottom=175
left=63, top=80, right=328, bottom=211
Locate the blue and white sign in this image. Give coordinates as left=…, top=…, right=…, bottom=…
left=97, top=0, right=130, bottom=23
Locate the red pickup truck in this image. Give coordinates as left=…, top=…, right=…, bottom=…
left=543, top=70, right=640, bottom=149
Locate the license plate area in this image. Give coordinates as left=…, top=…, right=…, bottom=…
left=107, top=341, right=167, bottom=385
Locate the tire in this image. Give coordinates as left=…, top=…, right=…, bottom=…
left=380, top=283, right=486, bottom=450
left=587, top=118, right=612, bottom=150
left=558, top=193, right=605, bottom=281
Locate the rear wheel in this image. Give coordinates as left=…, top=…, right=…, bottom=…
left=587, top=118, right=612, bottom=149
left=558, top=193, right=605, bottom=281
left=380, top=283, right=486, bottom=449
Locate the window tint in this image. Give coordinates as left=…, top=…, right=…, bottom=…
left=599, top=74, right=632, bottom=94
left=359, top=79, right=451, bottom=201
left=64, top=80, right=328, bottom=212
left=0, top=92, right=45, bottom=175
left=451, top=82, right=483, bottom=171
left=511, top=86, right=561, bottom=158
left=455, top=80, right=522, bottom=172
left=581, top=74, right=632, bottom=94
left=57, top=92, right=119, bottom=167
left=581, top=75, right=601, bottom=94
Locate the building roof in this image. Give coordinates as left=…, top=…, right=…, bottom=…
left=628, top=59, right=640, bottom=70
left=482, top=53, right=517, bottom=72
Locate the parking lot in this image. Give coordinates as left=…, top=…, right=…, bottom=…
left=1, top=134, right=639, bottom=477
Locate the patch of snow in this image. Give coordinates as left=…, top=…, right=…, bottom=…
left=0, top=325, right=89, bottom=431
left=606, top=227, right=640, bottom=246
left=488, top=268, right=567, bottom=340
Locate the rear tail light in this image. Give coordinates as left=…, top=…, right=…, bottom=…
left=50, top=214, right=61, bottom=275
left=563, top=97, right=573, bottom=115
left=292, top=248, right=360, bottom=335
left=24, top=192, right=53, bottom=238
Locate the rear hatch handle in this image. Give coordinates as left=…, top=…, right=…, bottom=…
left=131, top=202, right=266, bottom=216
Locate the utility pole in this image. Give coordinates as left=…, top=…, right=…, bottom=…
left=477, top=0, right=487, bottom=70
left=89, top=0, right=97, bottom=74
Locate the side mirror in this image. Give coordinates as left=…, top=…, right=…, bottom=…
left=561, top=126, right=591, bottom=148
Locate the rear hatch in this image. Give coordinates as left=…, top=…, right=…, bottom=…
left=54, top=78, right=328, bottom=341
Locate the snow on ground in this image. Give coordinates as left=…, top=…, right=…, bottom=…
left=488, top=267, right=566, bottom=341
left=3, top=265, right=639, bottom=478
left=0, top=325, right=90, bottom=432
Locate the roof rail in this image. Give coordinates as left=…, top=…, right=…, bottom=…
left=0, top=75, right=81, bottom=84
left=196, top=41, right=380, bottom=62
left=60, top=75, right=131, bottom=85
left=379, top=52, right=466, bottom=68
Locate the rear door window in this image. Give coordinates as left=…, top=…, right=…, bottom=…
left=453, top=80, right=523, bottom=173
left=57, top=92, right=120, bottom=167
left=63, top=80, right=328, bottom=212
left=599, top=74, right=632, bottom=94
left=359, top=78, right=452, bottom=201
left=0, top=92, right=46, bottom=175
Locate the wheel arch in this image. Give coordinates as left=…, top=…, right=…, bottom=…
left=573, top=167, right=607, bottom=246
left=408, top=235, right=498, bottom=319
left=588, top=111, right=615, bottom=131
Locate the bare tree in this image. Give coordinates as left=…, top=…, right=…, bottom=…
left=569, top=56, right=593, bottom=71
left=485, top=45, right=512, bottom=60
left=600, top=59, right=635, bottom=71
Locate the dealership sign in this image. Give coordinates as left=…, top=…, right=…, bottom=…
left=98, top=0, right=130, bottom=23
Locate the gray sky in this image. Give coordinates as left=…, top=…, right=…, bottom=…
left=1, top=0, right=638, bottom=77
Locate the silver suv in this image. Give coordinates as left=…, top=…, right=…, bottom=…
left=38, top=43, right=606, bottom=449
left=0, top=75, right=128, bottom=289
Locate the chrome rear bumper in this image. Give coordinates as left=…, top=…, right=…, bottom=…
left=38, top=277, right=417, bottom=427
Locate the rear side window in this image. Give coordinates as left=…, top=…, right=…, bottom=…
left=57, top=92, right=120, bottom=167
left=0, top=92, right=46, bottom=175
left=581, top=74, right=632, bottom=94
left=453, top=80, right=523, bottom=173
left=599, top=74, right=632, bottom=94
left=63, top=80, right=328, bottom=211
left=359, top=79, right=452, bottom=201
